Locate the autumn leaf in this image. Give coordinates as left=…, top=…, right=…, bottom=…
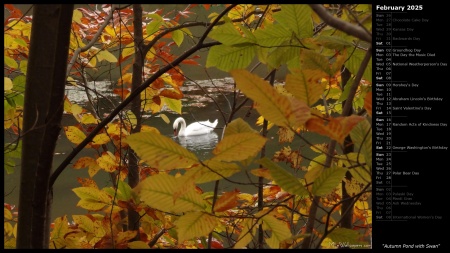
left=259, top=157, right=309, bottom=196
left=285, top=68, right=327, bottom=106
left=213, top=189, right=240, bottom=212
left=256, top=210, right=292, bottom=249
left=96, top=151, right=118, bottom=173
left=231, top=69, right=310, bottom=129
left=126, top=132, right=198, bottom=171
left=175, top=211, right=219, bottom=243
left=64, top=126, right=87, bottom=146
left=312, top=166, right=347, bottom=196
left=364, top=91, right=372, bottom=117
left=224, top=118, right=257, bottom=137
left=92, top=133, right=110, bottom=145
left=212, top=132, right=267, bottom=162
left=134, top=173, right=205, bottom=213
left=305, top=115, right=365, bottom=144
left=72, top=187, right=112, bottom=211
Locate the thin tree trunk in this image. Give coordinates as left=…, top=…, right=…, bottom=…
left=17, top=4, right=73, bottom=249
left=127, top=3, right=143, bottom=238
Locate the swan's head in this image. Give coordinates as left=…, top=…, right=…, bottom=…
left=173, top=117, right=184, bottom=136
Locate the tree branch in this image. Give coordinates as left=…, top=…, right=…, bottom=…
left=309, top=4, right=372, bottom=43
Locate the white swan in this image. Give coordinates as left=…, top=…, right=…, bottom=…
left=173, top=117, right=218, bottom=137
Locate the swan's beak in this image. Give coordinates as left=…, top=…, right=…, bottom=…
left=173, top=129, right=177, bottom=136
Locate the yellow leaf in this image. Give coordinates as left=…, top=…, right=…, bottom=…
left=212, top=132, right=266, bottom=162
left=134, top=173, right=205, bottom=213
left=256, top=210, right=292, bottom=249
left=64, top=126, right=87, bottom=145
left=80, top=114, right=99, bottom=124
left=233, top=218, right=257, bottom=249
left=250, top=168, right=273, bottom=180
left=224, top=118, right=257, bottom=137
left=256, top=115, right=274, bottom=130
left=50, top=215, right=70, bottom=249
left=72, top=215, right=95, bottom=233
left=73, top=157, right=96, bottom=169
left=128, top=241, right=151, bottom=249
left=231, top=69, right=310, bottom=129
left=126, top=132, right=198, bottom=171
left=124, top=111, right=137, bottom=129
left=92, top=133, right=110, bottom=145
left=64, top=96, right=72, bottom=113
left=277, top=126, right=295, bottom=143
left=96, top=151, right=118, bottom=172
left=72, top=9, right=83, bottom=24
left=178, top=159, right=241, bottom=185
left=71, top=104, right=83, bottom=116
left=97, top=50, right=117, bottom=63
left=72, top=187, right=112, bottom=211
left=4, top=77, right=13, bottom=91
left=174, top=212, right=218, bottom=243
left=159, top=113, right=170, bottom=124
left=285, top=68, right=327, bottom=106
left=140, top=124, right=160, bottom=134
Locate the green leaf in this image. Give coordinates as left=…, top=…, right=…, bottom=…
left=230, top=69, right=311, bottom=129
left=175, top=211, right=219, bottom=243
left=316, top=35, right=353, bottom=50
left=126, top=132, right=198, bottom=171
left=312, top=166, right=347, bottom=196
left=206, top=44, right=255, bottom=71
left=117, top=180, right=132, bottom=201
left=146, top=15, right=163, bottom=36
left=345, top=48, right=372, bottom=82
left=209, top=22, right=255, bottom=45
left=256, top=210, right=292, bottom=249
left=212, top=132, right=267, bottom=162
left=224, top=118, right=257, bottom=137
left=134, top=174, right=205, bottom=213
left=266, top=43, right=300, bottom=69
left=259, top=157, right=309, bottom=196
left=181, top=160, right=241, bottom=184
left=274, top=5, right=313, bottom=39
left=349, top=119, right=372, bottom=169
left=300, top=49, right=333, bottom=75
left=12, top=75, right=26, bottom=92
left=285, top=68, right=327, bottom=106
left=163, top=97, right=182, bottom=114
left=172, top=29, right=184, bottom=47
left=254, top=23, right=291, bottom=47
left=4, top=56, right=18, bottom=69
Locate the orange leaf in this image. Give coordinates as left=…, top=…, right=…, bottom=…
left=113, top=88, right=130, bottom=100
left=73, top=157, right=97, bottom=169
left=364, top=91, right=372, bottom=117
left=76, top=177, right=99, bottom=189
left=305, top=115, right=365, bottom=144
left=181, top=59, right=200, bottom=65
left=160, top=89, right=183, bottom=99
left=213, top=189, right=240, bottom=212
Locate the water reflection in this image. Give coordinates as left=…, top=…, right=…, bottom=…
left=173, top=131, right=219, bottom=160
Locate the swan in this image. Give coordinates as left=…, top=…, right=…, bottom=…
left=173, top=117, right=218, bottom=137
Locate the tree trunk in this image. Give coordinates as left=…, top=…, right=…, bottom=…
left=16, top=4, right=73, bottom=249
left=127, top=4, right=143, bottom=238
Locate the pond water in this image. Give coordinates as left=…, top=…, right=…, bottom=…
left=4, top=77, right=326, bottom=222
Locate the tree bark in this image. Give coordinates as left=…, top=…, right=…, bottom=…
left=127, top=3, right=143, bottom=238
left=17, top=4, right=73, bottom=249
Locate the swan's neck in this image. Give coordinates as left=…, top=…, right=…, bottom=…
left=177, top=119, right=186, bottom=136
